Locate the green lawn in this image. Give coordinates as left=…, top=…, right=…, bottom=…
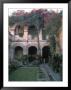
left=9, top=67, right=40, bottom=81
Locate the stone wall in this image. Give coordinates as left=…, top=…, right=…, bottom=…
left=9, top=24, right=50, bottom=60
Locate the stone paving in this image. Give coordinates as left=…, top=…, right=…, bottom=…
left=39, top=65, right=51, bottom=81
left=40, top=64, right=62, bottom=81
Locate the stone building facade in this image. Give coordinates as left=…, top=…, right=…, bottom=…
left=9, top=24, right=50, bottom=63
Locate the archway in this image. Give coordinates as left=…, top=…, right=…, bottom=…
left=28, top=46, right=37, bottom=62
left=14, top=46, right=23, bottom=59
left=42, top=46, right=50, bottom=63
left=28, top=25, right=37, bottom=40
left=15, top=24, right=24, bottom=37
left=15, top=25, right=21, bottom=35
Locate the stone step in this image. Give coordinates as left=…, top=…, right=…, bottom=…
left=40, top=64, right=61, bottom=81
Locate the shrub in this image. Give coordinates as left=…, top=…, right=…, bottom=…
left=52, top=54, right=62, bottom=73
left=9, top=60, right=20, bottom=74
left=22, top=55, right=28, bottom=64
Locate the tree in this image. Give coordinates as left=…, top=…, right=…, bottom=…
left=44, top=13, right=62, bottom=67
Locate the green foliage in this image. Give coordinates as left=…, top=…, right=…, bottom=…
left=9, top=9, right=62, bottom=29
left=43, top=14, right=62, bottom=63
left=49, top=35, right=56, bottom=55
left=28, top=25, right=38, bottom=39
left=52, top=54, right=62, bottom=73
left=9, top=11, right=43, bottom=27
left=22, top=55, right=28, bottom=64
left=9, top=60, right=20, bottom=74
left=15, top=54, right=22, bottom=61
left=45, top=14, right=62, bottom=35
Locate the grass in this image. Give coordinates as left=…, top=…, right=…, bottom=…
left=9, top=67, right=40, bottom=81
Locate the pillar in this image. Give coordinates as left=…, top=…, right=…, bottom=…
left=23, top=26, right=28, bottom=41
left=39, top=29, right=42, bottom=40
left=10, top=47, right=14, bottom=61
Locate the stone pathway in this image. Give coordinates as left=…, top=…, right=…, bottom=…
left=18, top=63, right=61, bottom=81
left=39, top=65, right=51, bottom=81
left=40, top=64, right=61, bottom=81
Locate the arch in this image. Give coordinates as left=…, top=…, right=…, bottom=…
left=42, top=46, right=50, bottom=63
left=12, top=42, right=24, bottom=49
left=15, top=24, right=21, bottom=35
left=28, top=43, right=38, bottom=50
left=28, top=46, right=37, bottom=55
left=14, top=46, right=23, bottom=59
left=28, top=25, right=37, bottom=39
left=28, top=46, right=37, bottom=62
left=15, top=24, right=24, bottom=37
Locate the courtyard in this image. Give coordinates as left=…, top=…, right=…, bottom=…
left=9, top=9, right=62, bottom=81
left=9, top=67, right=41, bottom=81
left=9, top=63, right=61, bottom=81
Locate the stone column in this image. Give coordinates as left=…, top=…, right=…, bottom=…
left=37, top=29, right=42, bottom=56
left=10, top=47, right=14, bottom=61
left=23, top=45, right=28, bottom=55
left=39, top=29, right=42, bottom=40
left=23, top=26, right=28, bottom=41
left=23, top=26, right=28, bottom=56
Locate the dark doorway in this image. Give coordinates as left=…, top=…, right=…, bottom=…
left=28, top=46, right=37, bottom=62
left=42, top=46, right=50, bottom=63
left=14, top=46, right=23, bottom=59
